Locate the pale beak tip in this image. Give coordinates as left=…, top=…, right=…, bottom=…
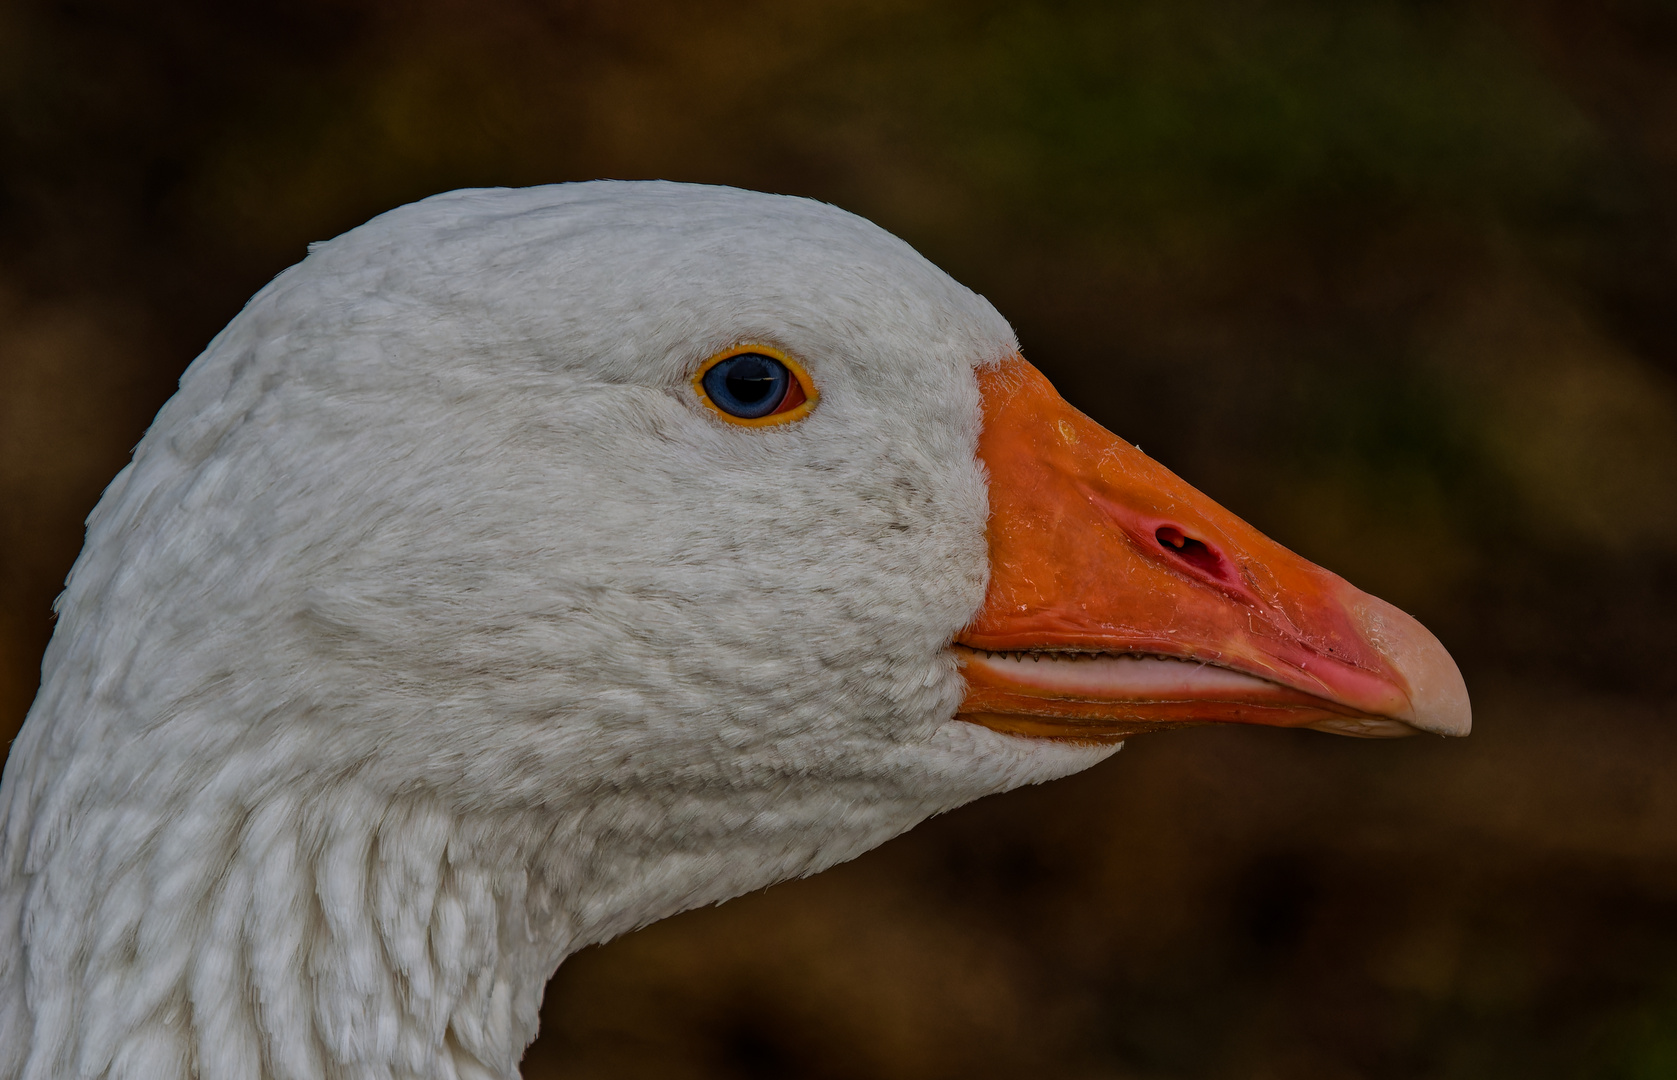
left=1350, top=594, right=1473, bottom=738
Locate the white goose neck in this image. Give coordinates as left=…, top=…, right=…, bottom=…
left=2, top=776, right=569, bottom=1079
left=0, top=716, right=1091, bottom=1080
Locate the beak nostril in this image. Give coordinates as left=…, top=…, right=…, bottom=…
left=1156, top=526, right=1226, bottom=577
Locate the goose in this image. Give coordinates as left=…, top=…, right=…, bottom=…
left=0, top=181, right=1469, bottom=1080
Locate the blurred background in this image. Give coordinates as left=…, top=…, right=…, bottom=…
left=3, top=0, right=1677, bottom=1076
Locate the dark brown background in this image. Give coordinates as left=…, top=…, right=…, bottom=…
left=4, top=1, right=1677, bottom=1076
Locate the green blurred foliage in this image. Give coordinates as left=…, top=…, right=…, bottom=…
left=4, top=1, right=1677, bottom=1076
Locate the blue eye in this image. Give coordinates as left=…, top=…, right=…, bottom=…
left=701, top=353, right=793, bottom=419
left=694, top=347, right=816, bottom=425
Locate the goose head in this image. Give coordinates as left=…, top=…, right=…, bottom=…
left=0, top=181, right=1467, bottom=1079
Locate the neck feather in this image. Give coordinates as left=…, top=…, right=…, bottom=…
left=2, top=784, right=583, bottom=1080
left=0, top=742, right=1019, bottom=1080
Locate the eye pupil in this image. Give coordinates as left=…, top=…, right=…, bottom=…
left=724, top=356, right=776, bottom=404
left=703, top=353, right=793, bottom=419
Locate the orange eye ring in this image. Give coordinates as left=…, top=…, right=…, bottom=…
left=693, top=345, right=819, bottom=427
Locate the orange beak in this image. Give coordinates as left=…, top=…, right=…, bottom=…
left=955, top=358, right=1471, bottom=742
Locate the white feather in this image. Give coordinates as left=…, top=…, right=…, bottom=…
left=0, top=182, right=1116, bottom=1079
